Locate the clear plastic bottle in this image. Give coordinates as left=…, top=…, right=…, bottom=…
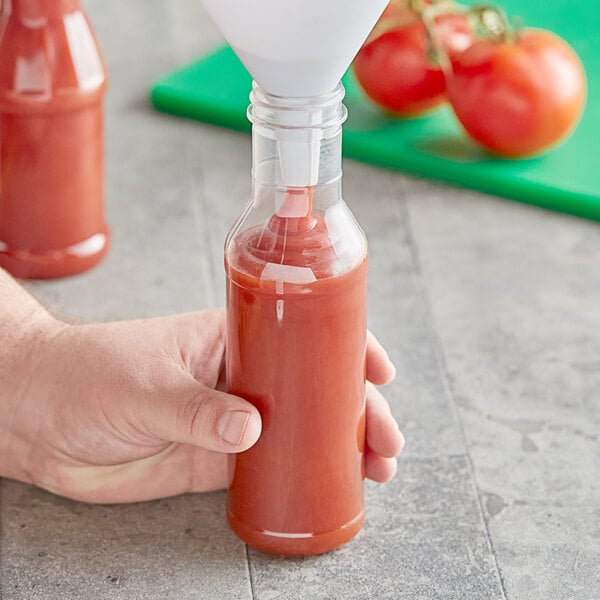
left=225, top=83, right=368, bottom=555
left=0, top=0, right=109, bottom=279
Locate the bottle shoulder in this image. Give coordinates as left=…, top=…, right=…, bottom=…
left=226, top=198, right=368, bottom=292
left=0, top=11, right=107, bottom=112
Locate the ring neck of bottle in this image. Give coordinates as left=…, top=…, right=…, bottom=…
left=248, top=83, right=347, bottom=130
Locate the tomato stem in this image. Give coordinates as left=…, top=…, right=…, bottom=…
left=468, top=4, right=517, bottom=43
left=420, top=0, right=466, bottom=70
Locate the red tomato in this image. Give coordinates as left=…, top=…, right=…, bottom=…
left=354, top=13, right=472, bottom=117
left=354, top=20, right=446, bottom=116
left=447, top=29, right=587, bottom=157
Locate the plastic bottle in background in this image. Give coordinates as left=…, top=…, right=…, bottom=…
left=225, top=83, right=368, bottom=555
left=0, top=0, right=109, bottom=279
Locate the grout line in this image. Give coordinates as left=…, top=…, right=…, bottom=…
left=245, top=544, right=256, bottom=600
left=398, top=192, right=509, bottom=600
left=187, top=145, right=219, bottom=309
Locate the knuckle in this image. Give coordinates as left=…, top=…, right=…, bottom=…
left=176, top=389, right=216, bottom=441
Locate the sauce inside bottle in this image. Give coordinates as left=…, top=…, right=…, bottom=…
left=226, top=182, right=368, bottom=555
left=0, top=0, right=109, bottom=279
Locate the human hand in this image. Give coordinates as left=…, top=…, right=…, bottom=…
left=3, top=310, right=404, bottom=503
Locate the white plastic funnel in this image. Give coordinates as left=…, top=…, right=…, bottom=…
left=200, top=0, right=389, bottom=187
left=200, top=0, right=389, bottom=97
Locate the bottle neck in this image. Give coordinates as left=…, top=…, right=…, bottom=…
left=5, top=0, right=81, bottom=21
left=249, top=83, right=346, bottom=192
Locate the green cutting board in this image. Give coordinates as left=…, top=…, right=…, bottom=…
left=151, top=0, right=599, bottom=221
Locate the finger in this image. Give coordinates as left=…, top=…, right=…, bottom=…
left=365, top=449, right=397, bottom=483
left=170, top=309, right=227, bottom=388
left=366, top=382, right=405, bottom=458
left=137, top=383, right=262, bottom=453
left=366, top=330, right=396, bottom=385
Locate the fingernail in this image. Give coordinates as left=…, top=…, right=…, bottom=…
left=387, top=357, right=397, bottom=378
left=219, top=411, right=251, bottom=446
left=397, top=429, right=406, bottom=454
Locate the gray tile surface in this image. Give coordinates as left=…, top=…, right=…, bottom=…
left=487, top=504, right=600, bottom=600
left=1, top=0, right=598, bottom=598
left=405, top=183, right=600, bottom=598
left=1, top=482, right=249, bottom=600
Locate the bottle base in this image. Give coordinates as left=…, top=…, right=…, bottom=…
left=227, top=509, right=365, bottom=556
left=0, top=231, right=110, bottom=280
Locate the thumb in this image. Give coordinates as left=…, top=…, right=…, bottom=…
left=139, top=383, right=262, bottom=453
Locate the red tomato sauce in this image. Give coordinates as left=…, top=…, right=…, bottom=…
left=0, top=0, right=108, bottom=279
left=225, top=205, right=368, bottom=555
